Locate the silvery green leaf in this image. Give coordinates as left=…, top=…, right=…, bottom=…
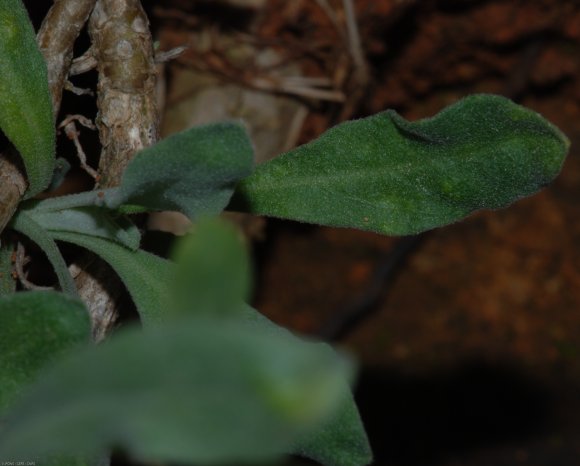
left=0, top=317, right=351, bottom=464
left=31, top=207, right=140, bottom=251
left=107, top=122, right=254, bottom=219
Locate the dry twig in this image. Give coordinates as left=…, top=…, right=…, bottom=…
left=59, top=115, right=98, bottom=179
left=14, top=243, right=53, bottom=291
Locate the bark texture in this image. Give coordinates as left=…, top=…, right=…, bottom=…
left=76, top=0, right=158, bottom=340
left=0, top=154, right=26, bottom=235
left=89, top=0, right=158, bottom=188
left=37, top=0, right=97, bottom=113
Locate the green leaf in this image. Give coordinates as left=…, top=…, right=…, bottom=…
left=233, top=94, right=569, bottom=235
left=50, top=230, right=172, bottom=326
left=0, top=291, right=90, bottom=412
left=27, top=205, right=141, bottom=250
left=0, top=317, right=352, bottom=464
left=170, top=218, right=251, bottom=317
left=0, top=0, right=55, bottom=198
left=294, top=398, right=372, bottom=466
left=240, top=306, right=372, bottom=466
left=106, top=122, right=254, bottom=219
left=10, top=211, right=77, bottom=296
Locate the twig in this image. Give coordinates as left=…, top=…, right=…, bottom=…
left=282, top=106, right=309, bottom=153
left=15, top=243, right=53, bottom=291
left=313, top=0, right=344, bottom=34
left=342, top=0, right=369, bottom=84
left=59, top=115, right=98, bottom=179
left=64, top=81, right=94, bottom=96
left=155, top=45, right=188, bottom=63
left=251, top=76, right=345, bottom=102
left=318, top=234, right=425, bottom=342
left=70, top=48, right=98, bottom=76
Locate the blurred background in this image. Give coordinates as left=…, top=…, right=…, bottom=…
left=27, top=0, right=580, bottom=464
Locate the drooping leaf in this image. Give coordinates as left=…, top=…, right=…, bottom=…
left=233, top=94, right=569, bottom=235
left=240, top=305, right=372, bottom=466
left=0, top=317, right=352, bottom=464
left=50, top=230, right=172, bottom=326
left=27, top=206, right=141, bottom=250
left=10, top=211, right=77, bottom=296
left=170, top=218, right=251, bottom=317
left=0, top=291, right=90, bottom=412
left=106, top=122, right=254, bottom=219
left=0, top=0, right=55, bottom=197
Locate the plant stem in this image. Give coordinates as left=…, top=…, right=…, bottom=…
left=75, top=0, right=158, bottom=341
left=37, top=0, right=97, bottom=114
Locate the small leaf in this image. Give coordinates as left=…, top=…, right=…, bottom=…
left=10, top=211, right=77, bottom=296
left=107, top=122, right=254, bottom=219
left=0, top=291, right=90, bottom=412
left=0, top=318, right=352, bottom=464
left=28, top=206, right=141, bottom=250
left=170, top=218, right=251, bottom=317
left=233, top=94, right=569, bottom=235
left=0, top=0, right=55, bottom=197
left=50, top=230, right=172, bottom=326
left=240, top=306, right=372, bottom=466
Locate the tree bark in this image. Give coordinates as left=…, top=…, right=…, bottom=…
left=75, top=0, right=158, bottom=341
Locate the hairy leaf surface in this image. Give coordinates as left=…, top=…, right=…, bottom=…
left=30, top=207, right=141, bottom=251
left=0, top=318, right=351, bottom=464
left=106, top=122, right=254, bottom=219
left=0, top=0, right=55, bottom=197
left=234, top=94, right=569, bottom=235
left=170, top=218, right=251, bottom=317
left=0, top=291, right=90, bottom=412
left=241, top=306, right=372, bottom=466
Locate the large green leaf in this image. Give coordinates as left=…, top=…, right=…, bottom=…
left=0, top=317, right=352, bottom=464
left=170, top=218, right=251, bottom=317
left=168, top=217, right=371, bottom=466
left=106, top=122, right=255, bottom=219
left=0, top=291, right=90, bottom=412
left=233, top=94, right=569, bottom=235
left=0, top=0, right=55, bottom=198
left=50, top=231, right=172, bottom=326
